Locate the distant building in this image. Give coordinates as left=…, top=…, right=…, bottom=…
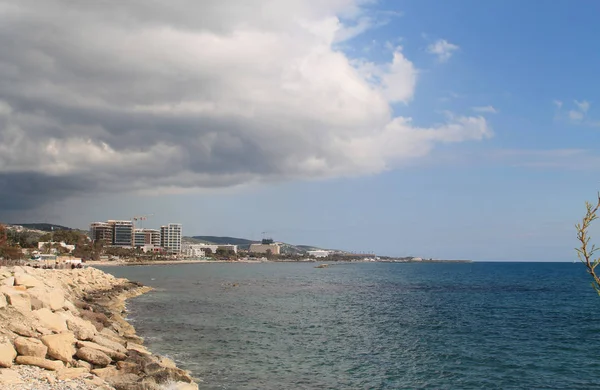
left=161, top=223, right=182, bottom=254
left=182, top=244, right=206, bottom=258
left=89, top=222, right=113, bottom=243
left=307, top=250, right=330, bottom=258
left=186, top=243, right=238, bottom=254
left=37, top=241, right=75, bottom=253
left=249, top=242, right=281, bottom=255
left=143, top=229, right=161, bottom=246
left=133, top=229, right=146, bottom=247
left=108, top=220, right=134, bottom=247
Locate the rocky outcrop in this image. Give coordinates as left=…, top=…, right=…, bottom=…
left=0, top=266, right=198, bottom=390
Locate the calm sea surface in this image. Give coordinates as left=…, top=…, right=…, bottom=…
left=100, top=262, right=600, bottom=389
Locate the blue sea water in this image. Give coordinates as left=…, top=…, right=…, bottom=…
left=101, top=262, right=600, bottom=389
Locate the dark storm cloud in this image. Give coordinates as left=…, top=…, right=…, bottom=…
left=0, top=0, right=490, bottom=218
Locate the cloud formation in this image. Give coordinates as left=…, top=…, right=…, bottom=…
left=472, top=106, right=498, bottom=114
left=427, top=39, right=460, bottom=62
left=0, top=0, right=491, bottom=213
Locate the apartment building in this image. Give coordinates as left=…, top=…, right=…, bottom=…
left=160, top=223, right=182, bottom=254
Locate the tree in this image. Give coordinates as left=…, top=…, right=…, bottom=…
left=576, top=193, right=600, bottom=294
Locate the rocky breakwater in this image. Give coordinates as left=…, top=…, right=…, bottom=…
left=0, top=266, right=198, bottom=390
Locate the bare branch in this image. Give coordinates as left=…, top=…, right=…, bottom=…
left=576, top=192, right=600, bottom=294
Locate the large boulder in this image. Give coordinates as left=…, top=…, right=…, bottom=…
left=90, top=365, right=120, bottom=379
left=65, top=315, right=97, bottom=341
left=13, top=273, right=44, bottom=289
left=33, top=308, right=68, bottom=333
left=1, top=286, right=31, bottom=313
left=76, top=340, right=126, bottom=361
left=2, top=277, right=15, bottom=287
left=8, top=323, right=36, bottom=338
left=41, top=332, right=76, bottom=363
left=15, top=356, right=64, bottom=371
left=126, top=342, right=150, bottom=355
left=0, top=342, right=17, bottom=368
left=76, top=347, right=112, bottom=367
left=93, top=335, right=128, bottom=354
left=27, top=287, right=65, bottom=311
left=13, top=337, right=47, bottom=358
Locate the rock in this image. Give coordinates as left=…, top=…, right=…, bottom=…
left=94, top=335, right=128, bottom=354
left=27, top=287, right=66, bottom=311
left=30, top=297, right=45, bottom=310
left=91, top=365, right=120, bottom=379
left=57, top=367, right=89, bottom=380
left=1, top=286, right=31, bottom=313
left=105, top=373, right=146, bottom=390
left=66, top=315, right=97, bottom=341
left=116, top=360, right=140, bottom=374
left=83, top=375, right=113, bottom=390
left=100, top=327, right=127, bottom=345
left=0, top=342, right=17, bottom=368
left=0, top=368, right=24, bottom=385
left=158, top=356, right=178, bottom=369
left=13, top=337, right=48, bottom=358
left=41, top=332, right=76, bottom=363
left=36, top=326, right=53, bottom=335
left=126, top=342, right=149, bottom=355
left=74, top=359, right=92, bottom=370
left=80, top=311, right=109, bottom=331
left=13, top=273, right=44, bottom=289
left=33, top=308, right=68, bottom=333
left=2, top=277, right=15, bottom=287
left=76, top=347, right=112, bottom=367
left=15, top=356, right=64, bottom=371
left=76, top=340, right=126, bottom=361
left=0, top=295, right=6, bottom=309
left=8, top=323, right=37, bottom=338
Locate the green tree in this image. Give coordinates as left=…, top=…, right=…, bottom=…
left=576, top=193, right=600, bottom=294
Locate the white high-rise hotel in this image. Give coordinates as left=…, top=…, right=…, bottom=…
left=161, top=223, right=182, bottom=254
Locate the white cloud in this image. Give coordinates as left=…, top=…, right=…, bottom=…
left=427, top=39, right=459, bottom=62
left=575, top=100, right=590, bottom=113
left=553, top=100, right=563, bottom=109
left=472, top=106, right=498, bottom=114
left=0, top=0, right=492, bottom=210
left=566, top=100, right=591, bottom=123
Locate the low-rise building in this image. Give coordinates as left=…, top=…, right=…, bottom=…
left=182, top=244, right=206, bottom=258
left=249, top=243, right=281, bottom=255
left=37, top=241, right=76, bottom=253
left=307, top=250, right=330, bottom=258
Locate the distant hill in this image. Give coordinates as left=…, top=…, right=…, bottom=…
left=185, top=235, right=329, bottom=254
left=11, top=223, right=72, bottom=232
left=187, top=236, right=258, bottom=249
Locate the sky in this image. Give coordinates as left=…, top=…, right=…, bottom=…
left=1, top=0, right=599, bottom=261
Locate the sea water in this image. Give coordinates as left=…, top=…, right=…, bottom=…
left=101, top=262, right=600, bottom=389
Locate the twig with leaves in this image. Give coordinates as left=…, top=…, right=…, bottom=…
left=576, top=192, right=600, bottom=295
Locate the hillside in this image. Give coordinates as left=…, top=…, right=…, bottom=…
left=10, top=223, right=72, bottom=232
left=185, top=236, right=329, bottom=254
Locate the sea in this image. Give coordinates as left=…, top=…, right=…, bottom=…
left=100, top=262, right=600, bottom=389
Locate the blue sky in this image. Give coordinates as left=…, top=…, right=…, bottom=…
left=2, top=0, right=600, bottom=261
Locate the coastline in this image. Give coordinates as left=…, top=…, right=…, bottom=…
left=0, top=265, right=198, bottom=389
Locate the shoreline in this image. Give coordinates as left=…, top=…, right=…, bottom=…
left=0, top=265, right=198, bottom=389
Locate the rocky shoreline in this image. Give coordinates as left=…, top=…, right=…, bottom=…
left=0, top=265, right=198, bottom=390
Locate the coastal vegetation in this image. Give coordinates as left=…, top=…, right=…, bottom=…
left=576, top=193, right=600, bottom=294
